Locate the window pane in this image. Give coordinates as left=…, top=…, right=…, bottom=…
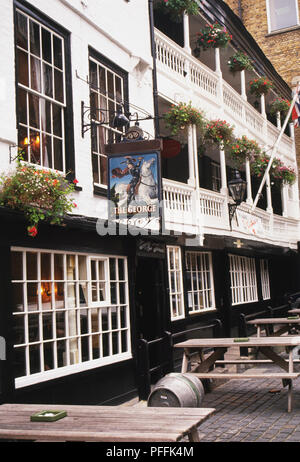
left=11, top=252, right=23, bottom=280
left=53, top=138, right=63, bottom=171
left=17, top=49, right=29, bottom=86
left=42, top=28, right=52, bottom=63
left=18, top=125, right=29, bottom=161
left=52, top=104, right=62, bottom=137
left=41, top=253, right=51, bottom=280
left=30, top=56, right=41, bottom=92
left=16, top=11, right=28, bottom=50
left=29, top=93, right=40, bottom=129
left=27, top=283, right=38, bottom=311
left=18, top=88, right=27, bottom=125
left=54, top=69, right=64, bottom=103
left=27, top=252, right=37, bottom=280
left=53, top=35, right=63, bottom=69
left=29, top=20, right=40, bottom=57
left=14, top=315, right=25, bottom=345
left=89, top=60, right=98, bottom=89
left=43, top=63, right=53, bottom=98
left=269, top=0, right=298, bottom=30
left=12, top=284, right=24, bottom=312
left=42, top=134, right=53, bottom=168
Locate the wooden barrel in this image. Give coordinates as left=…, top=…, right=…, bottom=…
left=147, top=373, right=205, bottom=408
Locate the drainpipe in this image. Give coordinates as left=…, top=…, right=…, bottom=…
left=148, top=0, right=160, bottom=139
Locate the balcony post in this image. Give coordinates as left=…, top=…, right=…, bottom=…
left=192, top=125, right=200, bottom=189
left=245, top=158, right=253, bottom=204
left=266, top=173, right=273, bottom=214
left=187, top=125, right=196, bottom=187
left=281, top=183, right=288, bottom=217
left=183, top=13, right=191, bottom=54
left=219, top=148, right=228, bottom=195
left=241, top=70, right=247, bottom=100
left=260, top=94, right=267, bottom=118
left=215, top=47, right=221, bottom=74
left=276, top=111, right=281, bottom=129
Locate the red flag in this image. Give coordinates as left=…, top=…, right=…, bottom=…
left=292, top=86, right=300, bottom=127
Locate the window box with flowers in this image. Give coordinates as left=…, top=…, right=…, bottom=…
left=228, top=136, right=261, bottom=168
left=249, top=77, right=273, bottom=97
left=196, top=22, right=232, bottom=51
left=269, top=97, right=291, bottom=116
left=204, top=119, right=235, bottom=149
left=163, top=102, right=206, bottom=135
left=155, top=0, right=199, bottom=20
left=0, top=162, right=77, bottom=237
left=228, top=51, right=254, bottom=73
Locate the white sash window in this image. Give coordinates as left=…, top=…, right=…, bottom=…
left=229, top=254, right=258, bottom=305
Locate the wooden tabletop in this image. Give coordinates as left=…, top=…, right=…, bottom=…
left=174, top=336, right=300, bottom=349
left=0, top=403, right=215, bottom=442
left=247, top=317, right=300, bottom=325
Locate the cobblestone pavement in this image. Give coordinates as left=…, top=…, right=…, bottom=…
left=197, top=374, right=300, bottom=442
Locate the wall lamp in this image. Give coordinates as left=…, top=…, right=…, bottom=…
left=228, top=170, right=247, bottom=229
left=81, top=101, right=155, bottom=138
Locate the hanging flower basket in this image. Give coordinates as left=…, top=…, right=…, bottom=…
left=204, top=119, right=235, bottom=149
left=0, top=163, right=77, bottom=237
left=249, top=77, right=273, bottom=97
left=155, top=0, right=199, bottom=20
left=228, top=51, right=254, bottom=73
left=271, top=160, right=296, bottom=185
left=228, top=136, right=261, bottom=168
left=197, top=22, right=232, bottom=50
left=269, top=97, right=291, bottom=116
left=163, top=102, right=206, bottom=135
left=250, top=155, right=296, bottom=185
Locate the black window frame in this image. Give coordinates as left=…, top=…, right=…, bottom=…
left=13, top=0, right=76, bottom=181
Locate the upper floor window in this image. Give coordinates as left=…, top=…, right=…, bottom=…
left=267, top=0, right=299, bottom=32
left=15, top=6, right=70, bottom=173
left=89, top=50, right=128, bottom=187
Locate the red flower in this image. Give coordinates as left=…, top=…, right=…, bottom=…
left=27, top=226, right=38, bottom=238
left=73, top=202, right=77, bottom=208
left=73, top=179, right=79, bottom=184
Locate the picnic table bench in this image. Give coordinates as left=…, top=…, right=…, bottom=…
left=174, top=336, right=300, bottom=412
left=247, top=316, right=300, bottom=337
left=0, top=403, right=215, bottom=442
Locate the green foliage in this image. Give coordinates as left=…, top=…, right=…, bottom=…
left=228, top=136, right=261, bottom=168
left=204, top=119, right=235, bottom=149
left=228, top=51, right=254, bottom=73
left=269, top=97, right=291, bottom=116
left=0, top=163, right=77, bottom=237
left=163, top=102, right=206, bottom=135
left=156, top=0, right=199, bottom=18
left=249, top=76, right=273, bottom=97
left=197, top=22, right=232, bottom=50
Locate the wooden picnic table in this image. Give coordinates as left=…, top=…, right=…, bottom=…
left=0, top=403, right=215, bottom=442
left=288, top=309, right=300, bottom=315
left=247, top=316, right=300, bottom=337
left=174, top=336, right=300, bottom=412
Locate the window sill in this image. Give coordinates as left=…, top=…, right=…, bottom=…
left=266, top=25, right=300, bottom=37
left=94, top=185, right=108, bottom=196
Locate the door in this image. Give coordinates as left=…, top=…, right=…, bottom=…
left=135, top=257, right=171, bottom=397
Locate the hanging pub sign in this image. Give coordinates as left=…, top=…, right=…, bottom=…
left=107, top=145, right=161, bottom=230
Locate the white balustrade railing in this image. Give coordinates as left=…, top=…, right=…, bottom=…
left=162, top=180, right=299, bottom=245
left=155, top=28, right=295, bottom=163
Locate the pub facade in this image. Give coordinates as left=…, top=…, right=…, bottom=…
left=0, top=0, right=299, bottom=405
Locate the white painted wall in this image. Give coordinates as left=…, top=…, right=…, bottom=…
left=0, top=0, right=154, bottom=220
